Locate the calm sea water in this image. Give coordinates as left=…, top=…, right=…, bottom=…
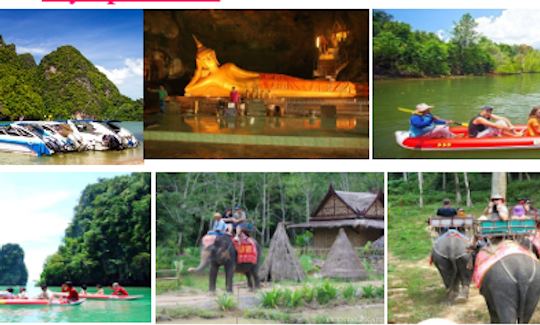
left=0, top=286, right=151, bottom=322
left=374, top=74, right=540, bottom=158
left=0, top=122, right=143, bottom=165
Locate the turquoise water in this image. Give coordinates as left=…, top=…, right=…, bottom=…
left=0, top=287, right=151, bottom=322
left=0, top=122, right=143, bottom=165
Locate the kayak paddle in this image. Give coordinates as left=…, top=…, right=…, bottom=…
left=397, top=107, right=469, bottom=127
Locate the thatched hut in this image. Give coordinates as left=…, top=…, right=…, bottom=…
left=321, top=228, right=367, bottom=279
left=289, top=185, right=384, bottom=251
left=259, top=222, right=305, bottom=282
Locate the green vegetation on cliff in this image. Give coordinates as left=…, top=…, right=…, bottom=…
left=374, top=11, right=540, bottom=77
left=0, top=244, right=29, bottom=285
left=0, top=36, right=141, bottom=120
left=40, top=173, right=151, bottom=286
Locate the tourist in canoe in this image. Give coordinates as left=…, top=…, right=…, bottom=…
left=527, top=106, right=540, bottom=136
left=479, top=194, right=509, bottom=221
left=112, top=282, right=129, bottom=296
left=0, top=288, right=15, bottom=299
left=18, top=287, right=28, bottom=299
left=208, top=212, right=227, bottom=235
left=409, top=103, right=455, bottom=139
left=468, top=106, right=521, bottom=138
left=37, top=285, right=53, bottom=300
left=96, top=284, right=105, bottom=295
left=80, top=284, right=88, bottom=295
left=62, top=281, right=80, bottom=302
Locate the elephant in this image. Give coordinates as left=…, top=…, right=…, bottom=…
left=431, top=230, right=472, bottom=302
left=479, top=249, right=540, bottom=323
left=188, top=234, right=262, bottom=293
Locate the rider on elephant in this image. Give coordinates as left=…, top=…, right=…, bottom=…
left=436, top=198, right=458, bottom=233
left=479, top=194, right=509, bottom=221
left=208, top=212, right=227, bottom=236
left=222, top=205, right=248, bottom=240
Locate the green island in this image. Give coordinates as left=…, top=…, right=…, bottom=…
left=0, top=36, right=142, bottom=121
left=41, top=173, right=151, bottom=286
left=0, top=244, right=28, bottom=285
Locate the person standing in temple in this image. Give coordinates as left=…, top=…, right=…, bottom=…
left=230, top=86, right=241, bottom=110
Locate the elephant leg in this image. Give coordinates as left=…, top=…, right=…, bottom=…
left=520, top=276, right=540, bottom=323
left=209, top=263, right=219, bottom=293
left=253, top=269, right=261, bottom=289
left=246, top=272, right=254, bottom=291
left=225, top=263, right=234, bottom=293
left=481, top=288, right=500, bottom=324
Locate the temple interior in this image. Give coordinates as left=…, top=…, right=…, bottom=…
left=144, top=10, right=369, bottom=96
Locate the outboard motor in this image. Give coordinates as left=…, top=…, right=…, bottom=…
left=103, top=134, right=123, bottom=150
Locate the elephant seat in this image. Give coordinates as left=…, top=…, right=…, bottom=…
left=232, top=237, right=258, bottom=264
left=473, top=240, right=537, bottom=288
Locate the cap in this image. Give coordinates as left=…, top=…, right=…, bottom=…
left=491, top=194, right=504, bottom=200
left=481, top=106, right=494, bottom=112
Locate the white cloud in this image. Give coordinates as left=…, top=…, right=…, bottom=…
left=96, top=58, right=143, bottom=99
left=475, top=10, right=540, bottom=48
left=436, top=29, right=448, bottom=42
left=96, top=58, right=143, bottom=85
left=16, top=46, right=49, bottom=56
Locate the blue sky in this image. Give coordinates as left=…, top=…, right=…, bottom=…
left=0, top=10, right=143, bottom=99
left=0, top=172, right=131, bottom=286
left=379, top=10, right=540, bottom=48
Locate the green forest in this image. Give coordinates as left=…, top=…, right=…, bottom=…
left=0, top=244, right=28, bottom=285
left=156, top=172, right=383, bottom=269
left=0, top=36, right=142, bottom=121
left=374, top=11, right=540, bottom=77
left=40, top=173, right=151, bottom=286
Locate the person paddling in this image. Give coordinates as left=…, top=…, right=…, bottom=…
left=80, top=284, right=88, bottom=295
left=62, top=281, right=80, bottom=302
left=112, top=282, right=129, bottom=296
left=527, top=106, right=540, bottom=136
left=37, top=285, right=53, bottom=300
left=409, top=103, right=454, bottom=139
left=18, top=287, right=28, bottom=299
left=96, top=284, right=105, bottom=295
left=468, top=106, right=520, bottom=138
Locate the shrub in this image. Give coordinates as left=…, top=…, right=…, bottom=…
left=315, top=281, right=338, bottom=305
left=342, top=284, right=357, bottom=301
left=362, top=285, right=375, bottom=299
left=216, top=293, right=236, bottom=311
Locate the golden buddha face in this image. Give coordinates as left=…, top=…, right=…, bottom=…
left=196, top=48, right=220, bottom=71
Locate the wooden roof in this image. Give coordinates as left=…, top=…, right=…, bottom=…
left=310, top=185, right=382, bottom=220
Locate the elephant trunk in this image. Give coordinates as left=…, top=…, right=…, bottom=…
left=188, top=248, right=210, bottom=273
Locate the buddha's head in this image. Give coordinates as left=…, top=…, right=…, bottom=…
left=193, top=35, right=220, bottom=71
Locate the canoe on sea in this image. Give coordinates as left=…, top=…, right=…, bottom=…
left=55, top=292, right=143, bottom=300
left=0, top=299, right=85, bottom=306
left=395, top=125, right=540, bottom=151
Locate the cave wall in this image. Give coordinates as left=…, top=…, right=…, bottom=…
left=144, top=10, right=368, bottom=96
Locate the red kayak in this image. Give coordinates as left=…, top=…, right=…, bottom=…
left=395, top=125, right=540, bottom=151
left=0, top=299, right=85, bottom=306
left=55, top=292, right=143, bottom=300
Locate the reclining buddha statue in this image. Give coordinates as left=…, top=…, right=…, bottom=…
left=185, top=36, right=361, bottom=99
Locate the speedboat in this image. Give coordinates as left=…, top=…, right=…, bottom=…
left=13, top=121, right=79, bottom=153
left=67, top=120, right=124, bottom=151
left=0, top=124, right=53, bottom=156
left=100, top=120, right=139, bottom=148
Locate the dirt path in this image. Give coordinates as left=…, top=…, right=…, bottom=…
left=388, top=252, right=491, bottom=323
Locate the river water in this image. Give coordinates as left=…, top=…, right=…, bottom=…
left=0, top=122, right=143, bottom=165
left=0, top=286, right=151, bottom=322
left=374, top=74, right=540, bottom=158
